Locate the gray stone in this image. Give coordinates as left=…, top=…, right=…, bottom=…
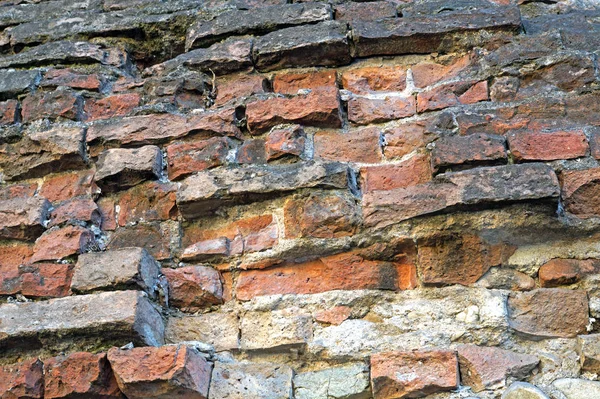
left=352, top=6, right=521, bottom=57
left=0, top=0, right=102, bottom=29
left=165, top=312, right=239, bottom=352
left=577, top=334, right=600, bottom=373
left=71, top=247, right=160, bottom=295
left=253, top=20, right=351, bottom=72
left=176, top=161, right=349, bottom=219
left=0, top=196, right=50, bottom=241
left=294, top=363, right=370, bottom=399
left=144, top=37, right=253, bottom=77
left=241, top=308, right=313, bottom=352
left=502, top=382, right=549, bottom=399
left=209, top=361, right=293, bottom=399
left=95, top=145, right=162, bottom=192
left=0, top=41, right=124, bottom=69
left=186, top=3, right=331, bottom=49
left=363, top=163, right=560, bottom=229
left=553, top=378, right=600, bottom=399
left=0, top=290, right=165, bottom=350
left=0, top=69, right=40, bottom=98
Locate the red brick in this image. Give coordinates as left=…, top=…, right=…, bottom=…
left=44, top=352, right=122, bottom=399
left=48, top=197, right=100, bottom=227
left=561, top=168, right=600, bottom=218
left=334, top=1, right=396, bottom=22
left=0, top=243, right=33, bottom=295
left=283, top=193, right=359, bottom=239
left=418, top=233, right=516, bottom=286
left=0, top=99, right=18, bottom=125
left=21, top=90, right=82, bottom=122
left=371, top=351, right=459, bottom=399
left=181, top=237, right=231, bottom=261
left=0, top=182, right=37, bottom=200
left=315, top=306, right=352, bottom=325
left=183, top=214, right=278, bottom=256
left=236, top=139, right=266, bottom=164
left=348, top=95, right=416, bottom=125
left=41, top=68, right=103, bottom=91
left=411, top=54, right=472, bottom=88
left=0, top=359, right=44, bottom=399
left=360, top=154, right=431, bottom=192
left=0, top=196, right=51, bottom=241
left=383, top=122, right=436, bottom=159
left=246, top=87, right=341, bottom=134
left=107, top=345, right=211, bottom=399
left=539, top=259, right=599, bottom=287
left=590, top=129, right=600, bottom=160
left=431, top=133, right=507, bottom=172
left=117, top=181, right=177, bottom=226
left=236, top=251, right=416, bottom=300
left=97, top=197, right=117, bottom=231
left=417, top=80, right=489, bottom=112
left=162, top=266, right=223, bottom=312
left=107, top=223, right=172, bottom=260
left=31, top=226, right=96, bottom=263
left=265, top=125, right=305, bottom=160
left=341, top=65, right=407, bottom=94
left=84, top=93, right=141, bottom=121
left=273, top=70, right=337, bottom=95
left=215, top=74, right=267, bottom=106
left=508, top=130, right=588, bottom=162
left=18, top=263, right=73, bottom=298
left=166, top=137, right=230, bottom=181
left=314, top=127, right=382, bottom=163
left=40, top=170, right=99, bottom=203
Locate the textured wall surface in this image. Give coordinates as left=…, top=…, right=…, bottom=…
left=1, top=0, right=600, bottom=398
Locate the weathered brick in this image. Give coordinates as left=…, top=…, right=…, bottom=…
left=0, top=99, right=18, bottom=125
left=215, top=74, right=266, bottom=106
left=352, top=7, right=521, bottom=57
left=236, top=251, right=415, bottom=300
left=95, top=146, right=162, bottom=192
left=561, top=167, right=600, bottom=218
left=17, top=263, right=74, bottom=298
left=370, top=351, right=459, bottom=399
left=411, top=54, right=472, bottom=88
left=108, top=345, right=211, bottom=399
left=71, top=247, right=160, bottom=295
left=44, top=352, right=123, bottom=399
left=181, top=238, right=231, bottom=261
left=209, top=361, right=293, bottom=399
left=0, top=359, right=44, bottom=399
left=431, top=133, right=507, bottom=172
left=273, top=70, right=337, bottom=95
left=283, top=193, right=359, bottom=239
left=0, top=126, right=86, bottom=181
left=266, top=125, right=306, bottom=161
left=97, top=197, right=117, bottom=231
left=347, top=95, right=416, bottom=125
left=236, top=139, right=267, bottom=164
left=0, top=196, right=49, bottom=241
left=162, top=266, right=223, bottom=312
left=508, top=130, right=588, bottom=162
left=507, top=289, right=589, bottom=339
left=417, top=80, right=489, bottom=113
left=41, top=68, right=103, bottom=91
left=457, top=345, right=539, bottom=392
left=30, top=225, right=95, bottom=263
left=21, top=89, right=82, bottom=122
left=253, top=21, right=351, bottom=71
left=166, top=137, right=230, bottom=181
left=334, top=1, right=396, bottom=22
left=40, top=170, right=98, bottom=203
left=383, top=122, right=437, bottom=159
left=87, top=110, right=240, bottom=157
left=241, top=309, right=313, bottom=351
left=246, top=88, right=341, bottom=134
left=176, top=161, right=348, bottom=219
left=117, top=181, right=177, bottom=226
left=342, top=65, right=407, bottom=94
left=166, top=312, right=239, bottom=351
left=364, top=163, right=560, bottom=229
left=538, top=259, right=598, bottom=287
left=107, top=222, right=172, bottom=260
left=84, top=93, right=140, bottom=121
left=0, top=290, right=165, bottom=350
left=314, top=306, right=352, bottom=326
left=186, top=3, right=331, bottom=49
left=360, top=154, right=432, bottom=192
left=475, top=268, right=535, bottom=291
left=314, top=127, right=382, bottom=163
left=48, top=197, right=100, bottom=227
left=0, top=182, right=37, bottom=201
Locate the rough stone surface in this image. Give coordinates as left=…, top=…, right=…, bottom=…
left=162, top=266, right=223, bottom=311
left=241, top=309, right=313, bottom=351
left=577, top=334, right=600, bottom=373
left=294, top=363, right=370, bottom=399
left=165, top=312, right=239, bottom=351
left=502, top=382, right=550, bottom=399
left=209, top=361, right=293, bottom=399
left=553, top=378, right=600, bottom=399
left=0, top=358, right=44, bottom=399
left=95, top=146, right=162, bottom=191
left=0, top=196, right=50, bottom=241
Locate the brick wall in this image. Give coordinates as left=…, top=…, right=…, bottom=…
left=0, top=0, right=600, bottom=398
